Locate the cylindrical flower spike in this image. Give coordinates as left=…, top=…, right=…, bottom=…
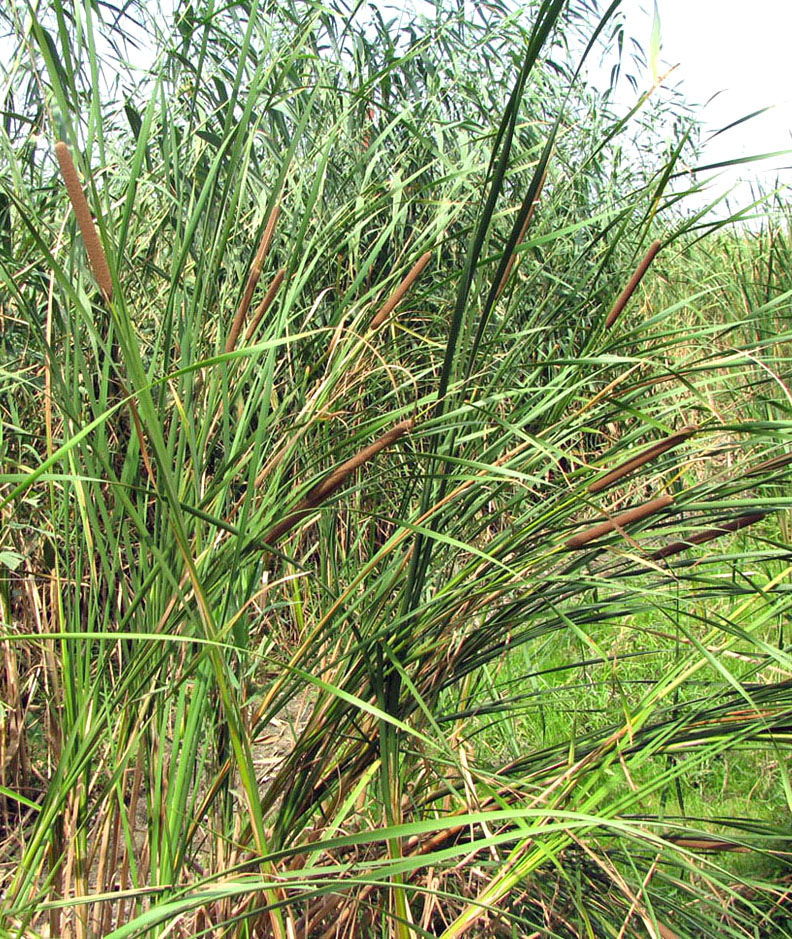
left=651, top=512, right=766, bottom=561
left=55, top=141, right=113, bottom=303
left=605, top=239, right=662, bottom=329
left=244, top=269, right=286, bottom=342
left=227, top=204, right=281, bottom=353
left=371, top=252, right=432, bottom=329
left=589, top=426, right=697, bottom=494
left=495, top=166, right=548, bottom=299
left=262, top=419, right=414, bottom=546
left=567, top=494, right=673, bottom=549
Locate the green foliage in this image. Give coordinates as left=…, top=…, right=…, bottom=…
left=1, top=1, right=791, bottom=936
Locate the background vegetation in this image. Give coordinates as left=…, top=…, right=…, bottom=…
left=1, top=0, right=790, bottom=936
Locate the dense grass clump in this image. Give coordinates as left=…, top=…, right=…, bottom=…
left=1, top=1, right=791, bottom=936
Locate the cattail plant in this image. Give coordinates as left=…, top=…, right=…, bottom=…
left=495, top=166, right=548, bottom=298
left=2, top=2, right=791, bottom=938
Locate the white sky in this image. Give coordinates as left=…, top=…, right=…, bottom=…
left=616, top=0, right=792, bottom=210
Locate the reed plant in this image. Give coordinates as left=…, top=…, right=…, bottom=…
left=1, top=1, right=791, bottom=936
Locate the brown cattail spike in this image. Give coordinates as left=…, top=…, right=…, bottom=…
left=226, top=204, right=281, bottom=353
left=263, top=419, right=414, bottom=546
left=743, top=453, right=792, bottom=477
left=567, top=494, right=673, bottom=549
left=55, top=141, right=113, bottom=303
left=244, top=269, right=286, bottom=342
left=589, top=425, right=697, bottom=494
left=651, top=512, right=766, bottom=561
left=371, top=252, right=432, bottom=330
left=495, top=166, right=548, bottom=299
left=605, top=239, right=662, bottom=329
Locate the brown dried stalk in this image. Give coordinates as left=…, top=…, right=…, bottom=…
left=262, top=419, right=414, bottom=546
left=226, top=205, right=281, bottom=353
left=244, top=268, right=286, bottom=342
left=605, top=239, right=662, bottom=329
left=495, top=167, right=548, bottom=299
left=651, top=512, right=766, bottom=561
left=566, top=494, right=673, bottom=549
left=55, top=141, right=113, bottom=303
left=589, top=425, right=697, bottom=494
left=370, top=252, right=432, bottom=329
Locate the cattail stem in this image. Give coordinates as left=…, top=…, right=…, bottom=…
left=370, top=252, right=432, bottom=329
left=262, top=419, right=414, bottom=546
left=605, top=239, right=662, bottom=329
left=226, top=205, right=281, bottom=353
left=589, top=426, right=697, bottom=494
left=651, top=512, right=766, bottom=561
left=55, top=141, right=113, bottom=303
left=567, top=494, right=673, bottom=549
left=244, top=269, right=286, bottom=342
